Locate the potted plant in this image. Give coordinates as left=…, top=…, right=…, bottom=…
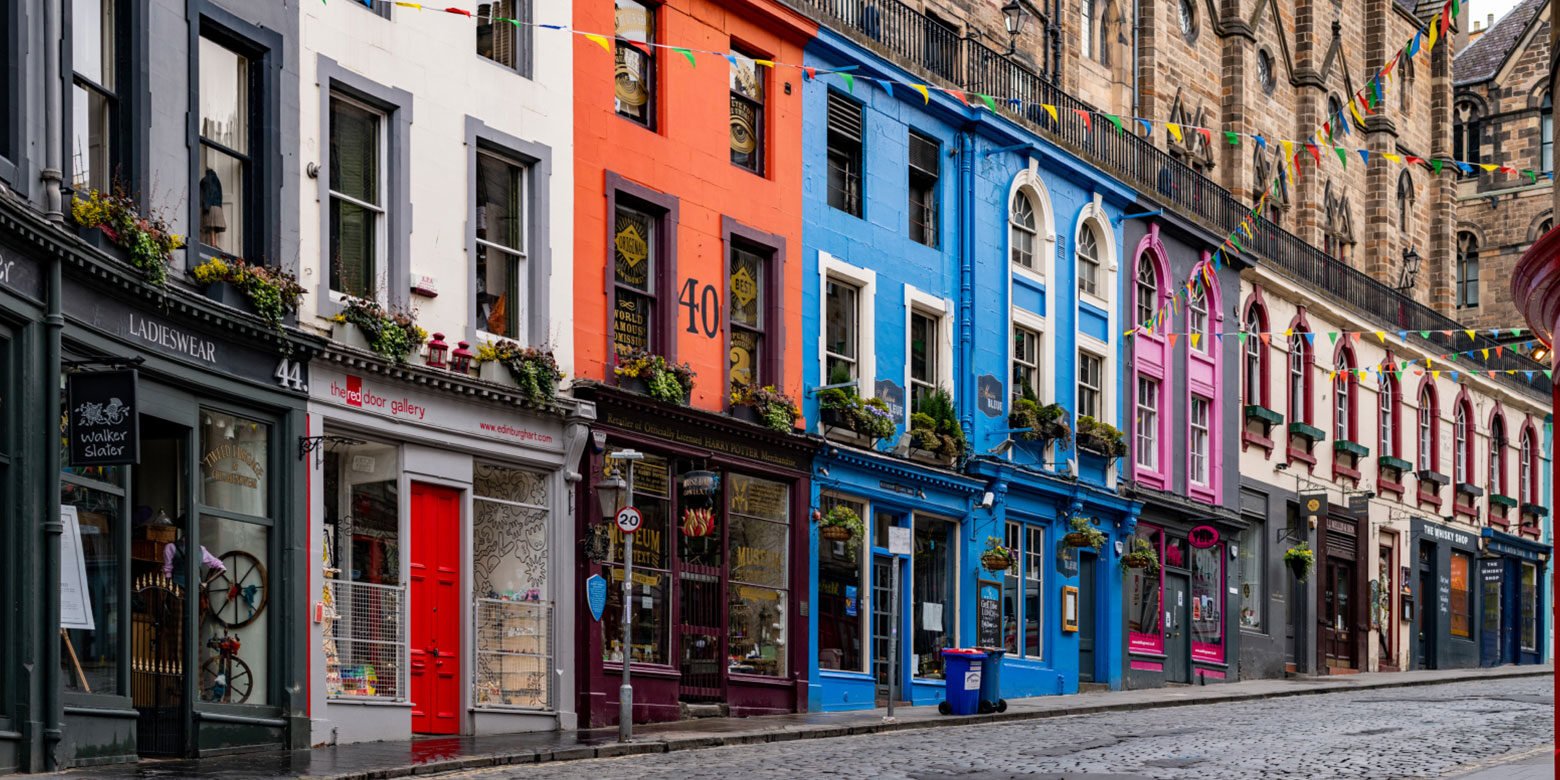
left=816, top=389, right=897, bottom=441
left=817, top=387, right=855, bottom=430
left=1063, top=516, right=1106, bottom=550
left=980, top=535, right=1014, bottom=573
left=1285, top=543, right=1315, bottom=581
left=1009, top=398, right=1071, bottom=445
left=1121, top=537, right=1159, bottom=571
left=1076, top=416, right=1128, bottom=458
left=330, top=298, right=428, bottom=364
left=613, top=350, right=694, bottom=404
left=189, top=257, right=307, bottom=327
left=729, top=382, right=801, bottom=432
left=474, top=340, right=563, bottom=407
left=72, top=185, right=185, bottom=286
left=817, top=505, right=864, bottom=542
left=909, top=387, right=965, bottom=462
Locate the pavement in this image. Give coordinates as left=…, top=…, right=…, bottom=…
left=1449, top=746, right=1554, bottom=779
left=57, top=664, right=1552, bottom=779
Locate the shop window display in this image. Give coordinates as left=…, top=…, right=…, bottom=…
left=1190, top=543, right=1222, bottom=660
left=1236, top=523, right=1262, bottom=630
left=602, top=453, right=671, bottom=665
left=999, top=522, right=1042, bottom=659
left=727, top=474, right=789, bottom=677
left=197, top=410, right=272, bottom=706
left=913, top=516, right=954, bottom=679
left=1449, top=551, right=1472, bottom=638
left=61, top=479, right=124, bottom=695
left=1001, top=521, right=1020, bottom=655
left=472, top=464, right=551, bottom=709
left=1520, top=562, right=1537, bottom=652
left=1127, top=526, right=1163, bottom=652
left=322, top=438, right=403, bottom=701
left=817, top=495, right=867, bottom=673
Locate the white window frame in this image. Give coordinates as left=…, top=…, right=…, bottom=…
left=1520, top=429, right=1533, bottom=505
left=1012, top=322, right=1042, bottom=402
left=1075, top=202, right=1115, bottom=313
left=1418, top=389, right=1434, bottom=472
left=904, top=285, right=953, bottom=419
left=1077, top=350, right=1104, bottom=421
left=1189, top=395, right=1210, bottom=486
left=1243, top=310, right=1262, bottom=405
left=1007, top=170, right=1056, bottom=287
left=1378, top=378, right=1395, bottom=459
left=1489, top=418, right=1505, bottom=495
left=1010, top=189, right=1039, bottom=271
left=1454, top=403, right=1469, bottom=485
left=473, top=149, right=531, bottom=345
left=1288, top=334, right=1308, bottom=426
left=328, top=92, right=389, bottom=305
left=1334, top=356, right=1351, bottom=443
left=818, top=251, right=876, bottom=399
left=1135, top=375, right=1159, bottom=470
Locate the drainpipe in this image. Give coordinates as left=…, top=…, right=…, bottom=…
left=1130, top=0, right=1141, bottom=116
left=958, top=125, right=977, bottom=440
left=41, top=0, right=66, bottom=769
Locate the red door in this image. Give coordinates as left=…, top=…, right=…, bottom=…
left=410, top=482, right=461, bottom=734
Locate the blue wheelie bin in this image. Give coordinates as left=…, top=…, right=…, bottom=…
left=975, top=647, right=1007, bottom=713
left=937, top=649, right=986, bottom=715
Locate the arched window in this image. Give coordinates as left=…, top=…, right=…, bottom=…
left=1323, top=182, right=1355, bottom=263
left=1379, top=366, right=1398, bottom=460
left=1243, top=300, right=1268, bottom=407
left=1489, top=412, right=1507, bottom=496
left=1080, top=0, right=1094, bottom=59
left=1010, top=190, right=1037, bottom=270
left=1333, top=349, right=1355, bottom=443
left=1417, top=384, right=1438, bottom=473
left=1399, top=53, right=1414, bottom=115
left=1135, top=254, right=1158, bottom=327
left=1541, top=93, right=1553, bottom=174
left=1454, top=101, right=1481, bottom=171
left=1288, top=330, right=1310, bottom=426
left=1188, top=285, right=1209, bottom=352
left=1519, top=425, right=1536, bottom=505
left=1456, top=232, right=1480, bottom=309
left=1453, top=399, right=1473, bottom=485
left=1396, top=171, right=1415, bottom=233
left=1077, top=222, right=1101, bottom=297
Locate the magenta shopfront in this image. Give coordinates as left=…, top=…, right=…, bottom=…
left=1125, top=510, right=1241, bottom=687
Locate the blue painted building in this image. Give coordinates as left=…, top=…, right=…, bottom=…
left=799, top=22, right=1140, bottom=712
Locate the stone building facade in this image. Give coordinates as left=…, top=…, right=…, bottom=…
left=1453, top=0, right=1553, bottom=330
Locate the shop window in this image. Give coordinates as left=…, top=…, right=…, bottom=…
left=323, top=438, right=405, bottom=701
left=476, top=0, right=528, bottom=73
left=197, top=411, right=273, bottom=708
left=1012, top=324, right=1040, bottom=402
left=728, top=240, right=770, bottom=387
left=198, top=37, right=255, bottom=259
left=826, top=92, right=863, bottom=216
left=1449, top=551, right=1471, bottom=639
left=1077, top=352, right=1102, bottom=420
left=71, top=0, right=123, bottom=193
left=472, top=464, right=551, bottom=709
left=61, top=476, right=125, bottom=695
left=611, top=200, right=661, bottom=357
left=1190, top=542, right=1222, bottom=657
left=1377, top=541, right=1395, bottom=663
left=328, top=94, right=386, bottom=301
left=908, top=131, right=939, bottom=247
left=818, top=495, right=867, bottom=673
left=913, top=516, right=954, bottom=678
left=727, top=474, right=789, bottom=677
left=1237, top=521, right=1263, bottom=631
left=474, top=149, right=529, bottom=340
left=1521, top=562, right=1538, bottom=652
left=1135, top=376, right=1159, bottom=469
left=603, top=453, right=670, bottom=665
left=1001, top=521, right=1020, bottom=655
left=613, top=0, right=655, bottom=128
left=1126, top=525, right=1163, bottom=650
left=1023, top=526, right=1044, bottom=659
left=824, top=276, right=860, bottom=385
left=729, top=48, right=764, bottom=174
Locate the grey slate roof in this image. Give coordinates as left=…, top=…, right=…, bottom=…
left=1454, top=0, right=1547, bottom=86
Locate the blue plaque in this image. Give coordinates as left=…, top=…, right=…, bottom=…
left=587, top=574, right=608, bottom=621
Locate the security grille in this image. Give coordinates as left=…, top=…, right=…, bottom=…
left=474, top=599, right=554, bottom=710
left=323, top=580, right=407, bottom=701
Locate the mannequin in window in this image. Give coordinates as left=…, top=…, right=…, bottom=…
left=200, top=168, right=227, bottom=247
left=156, top=511, right=227, bottom=586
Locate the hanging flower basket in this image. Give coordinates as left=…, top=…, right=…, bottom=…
left=1120, top=538, right=1159, bottom=572
left=1064, top=516, right=1107, bottom=549
left=1064, top=532, right=1092, bottom=547
left=980, top=551, right=1013, bottom=572
left=820, top=524, right=853, bottom=542
left=1285, top=543, right=1315, bottom=581
left=817, top=505, right=863, bottom=543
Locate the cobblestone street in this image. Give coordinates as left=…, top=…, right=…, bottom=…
left=449, top=677, right=1553, bottom=780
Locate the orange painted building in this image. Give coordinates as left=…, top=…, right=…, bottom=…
left=570, top=0, right=820, bottom=727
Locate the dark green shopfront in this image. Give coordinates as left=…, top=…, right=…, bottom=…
left=0, top=200, right=318, bottom=772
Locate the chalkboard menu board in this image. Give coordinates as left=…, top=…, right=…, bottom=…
left=977, top=579, right=1002, bottom=648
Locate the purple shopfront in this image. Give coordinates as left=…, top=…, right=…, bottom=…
left=573, top=385, right=819, bottom=725
left=1124, top=514, right=1241, bottom=687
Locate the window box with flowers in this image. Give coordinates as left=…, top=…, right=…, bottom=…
left=1008, top=399, right=1071, bottom=446
left=729, top=382, right=801, bottom=433
left=190, top=258, right=307, bottom=328
left=474, top=340, right=563, bottom=407
left=72, top=186, right=185, bottom=286
left=331, top=298, right=427, bottom=364
left=909, top=388, right=966, bottom=466
left=816, top=388, right=898, bottom=442
left=1076, top=416, right=1127, bottom=458
left=614, top=350, right=695, bottom=404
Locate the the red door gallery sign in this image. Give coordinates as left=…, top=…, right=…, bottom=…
left=1188, top=525, right=1220, bottom=549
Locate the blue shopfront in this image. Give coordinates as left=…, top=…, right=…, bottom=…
left=1478, top=529, right=1549, bottom=667
left=809, top=446, right=984, bottom=711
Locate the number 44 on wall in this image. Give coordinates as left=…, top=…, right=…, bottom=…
left=274, top=358, right=307, bottom=392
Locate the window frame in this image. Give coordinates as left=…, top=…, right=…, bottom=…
left=1010, top=189, right=1039, bottom=271
left=1417, top=380, right=1440, bottom=475
left=1189, top=394, right=1211, bottom=486
left=1242, top=296, right=1270, bottom=410
left=907, top=129, right=940, bottom=248
left=0, top=0, right=25, bottom=185
left=722, top=216, right=786, bottom=394
left=825, top=90, right=864, bottom=218
left=68, top=0, right=145, bottom=197
left=817, top=493, right=870, bottom=674
left=475, top=0, right=533, bottom=77
left=1541, top=93, right=1553, bottom=174
left=1077, top=351, right=1103, bottom=421
left=818, top=252, right=876, bottom=399
left=728, top=45, right=767, bottom=175
left=905, top=286, right=951, bottom=419
left=1454, top=397, right=1474, bottom=486
left=1129, top=237, right=1171, bottom=487
left=1333, top=346, right=1356, bottom=444
left=1487, top=409, right=1507, bottom=498
left=467, top=117, right=553, bottom=346
left=1456, top=232, right=1480, bottom=309
left=605, top=172, right=680, bottom=361
left=316, top=58, right=413, bottom=316
left=1012, top=322, right=1042, bottom=404
left=1378, top=365, right=1400, bottom=461
left=613, top=0, right=658, bottom=129
left=1519, top=422, right=1537, bottom=506
left=1076, top=221, right=1101, bottom=298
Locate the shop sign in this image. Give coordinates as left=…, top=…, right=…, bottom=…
left=874, top=380, right=905, bottom=423
left=601, top=408, right=807, bottom=471
left=1419, top=522, right=1471, bottom=547
left=1483, top=535, right=1543, bottom=561
left=586, top=574, right=608, bottom=621
left=1188, top=525, right=1220, bottom=549
left=0, top=248, right=43, bottom=301
left=202, top=442, right=266, bottom=490
left=67, top=370, right=139, bottom=466
left=321, top=369, right=558, bottom=447
left=1298, top=490, right=1329, bottom=522
left=879, top=480, right=918, bottom=497
left=976, top=375, right=1004, bottom=418
left=976, top=580, right=1002, bottom=648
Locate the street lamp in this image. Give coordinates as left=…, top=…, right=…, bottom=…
left=1001, top=0, right=1028, bottom=54
left=596, top=449, right=642, bottom=743
left=1396, top=245, right=1422, bottom=292
left=595, top=470, right=627, bottom=519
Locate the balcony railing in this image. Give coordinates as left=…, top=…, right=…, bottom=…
left=788, top=0, right=1550, bottom=395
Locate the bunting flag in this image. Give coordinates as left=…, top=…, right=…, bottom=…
left=912, top=84, right=930, bottom=104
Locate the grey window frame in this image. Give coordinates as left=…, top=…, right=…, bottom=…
left=65, top=0, right=148, bottom=197
left=826, top=90, right=864, bottom=217
left=316, top=57, right=413, bottom=317
left=466, top=117, right=552, bottom=346
left=0, top=0, right=24, bottom=185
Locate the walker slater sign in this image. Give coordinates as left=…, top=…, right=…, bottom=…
left=67, top=370, right=139, bottom=466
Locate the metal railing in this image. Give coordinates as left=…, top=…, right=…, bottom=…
left=322, top=580, right=407, bottom=702
left=787, top=0, right=1551, bottom=395
left=473, top=599, right=554, bottom=711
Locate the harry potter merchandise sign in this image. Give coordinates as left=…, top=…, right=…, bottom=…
left=67, top=370, right=139, bottom=466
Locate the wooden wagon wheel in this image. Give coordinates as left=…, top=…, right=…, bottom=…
left=205, top=550, right=269, bottom=628
left=200, top=654, right=254, bottom=704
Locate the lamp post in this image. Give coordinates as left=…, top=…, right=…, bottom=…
left=1396, top=245, right=1422, bottom=292
left=595, top=449, right=642, bottom=742
left=1001, top=0, right=1028, bottom=54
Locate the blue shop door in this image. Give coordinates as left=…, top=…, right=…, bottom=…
left=1479, top=558, right=1502, bottom=667
left=1503, top=563, right=1520, bottom=664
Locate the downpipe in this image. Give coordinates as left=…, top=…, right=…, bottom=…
left=41, top=0, right=66, bottom=768
left=958, top=126, right=977, bottom=439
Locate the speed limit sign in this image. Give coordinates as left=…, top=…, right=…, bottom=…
left=615, top=506, right=643, bottom=535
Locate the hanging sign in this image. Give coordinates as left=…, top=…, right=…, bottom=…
left=59, top=506, right=95, bottom=630
left=1188, top=525, right=1220, bottom=549
left=67, top=370, right=139, bottom=466
left=874, top=379, right=905, bottom=423
left=586, top=574, right=608, bottom=622
left=977, top=375, right=1004, bottom=418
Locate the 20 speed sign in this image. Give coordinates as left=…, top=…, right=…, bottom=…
left=615, top=506, right=643, bottom=534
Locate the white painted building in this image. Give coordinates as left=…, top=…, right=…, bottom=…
left=295, top=1, right=592, bottom=745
